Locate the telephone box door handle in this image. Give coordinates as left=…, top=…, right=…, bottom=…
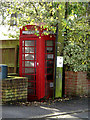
left=37, top=62, right=39, bottom=66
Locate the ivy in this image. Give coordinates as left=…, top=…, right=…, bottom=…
left=0, top=1, right=89, bottom=72
left=63, top=43, right=88, bottom=72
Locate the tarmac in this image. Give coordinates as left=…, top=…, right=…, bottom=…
left=1, top=97, right=90, bottom=120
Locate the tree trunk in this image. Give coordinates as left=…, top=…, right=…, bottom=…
left=55, top=2, right=65, bottom=98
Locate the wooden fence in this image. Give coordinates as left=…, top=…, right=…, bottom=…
left=0, top=39, right=19, bottom=73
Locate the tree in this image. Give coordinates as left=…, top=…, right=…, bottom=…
left=55, top=2, right=65, bottom=98
left=63, top=2, right=89, bottom=72
left=0, top=1, right=89, bottom=97
left=0, top=1, right=60, bottom=38
left=0, top=1, right=66, bottom=99
left=0, top=1, right=89, bottom=49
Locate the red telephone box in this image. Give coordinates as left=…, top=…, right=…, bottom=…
left=19, top=25, right=56, bottom=101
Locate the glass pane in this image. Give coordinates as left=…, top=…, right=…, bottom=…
left=46, top=47, right=53, bottom=53
left=47, top=75, right=53, bottom=80
left=22, top=61, right=24, bottom=67
left=35, top=54, right=36, bottom=60
left=25, top=75, right=35, bottom=80
left=22, top=41, right=24, bottom=46
left=25, top=40, right=34, bottom=46
left=22, top=54, right=24, bottom=60
left=25, top=47, right=34, bottom=53
left=47, top=68, right=53, bottom=74
left=25, top=68, right=34, bottom=74
left=22, top=47, right=24, bottom=53
left=34, top=61, right=37, bottom=68
left=25, top=54, right=34, bottom=60
left=46, top=61, right=53, bottom=67
left=22, top=68, right=24, bottom=73
left=46, top=40, right=53, bottom=46
left=25, top=61, right=34, bottom=67
left=47, top=54, right=54, bottom=60
left=28, top=89, right=35, bottom=95
left=28, top=82, right=35, bottom=88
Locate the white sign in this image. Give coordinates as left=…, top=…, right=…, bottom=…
left=22, top=30, right=39, bottom=34
left=57, top=56, right=63, bottom=67
left=50, top=82, right=53, bottom=88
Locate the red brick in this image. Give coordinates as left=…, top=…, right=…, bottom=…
left=65, top=71, right=88, bottom=97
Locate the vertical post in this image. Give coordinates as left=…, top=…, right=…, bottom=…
left=55, top=2, right=65, bottom=98
left=0, top=40, right=2, bottom=116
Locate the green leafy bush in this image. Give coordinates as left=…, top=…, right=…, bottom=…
left=63, top=43, right=87, bottom=72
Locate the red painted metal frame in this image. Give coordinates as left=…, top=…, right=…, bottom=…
left=19, top=25, right=56, bottom=101
left=44, top=36, right=55, bottom=99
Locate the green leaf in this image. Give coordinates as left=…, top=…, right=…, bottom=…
left=7, top=9, right=9, bottom=11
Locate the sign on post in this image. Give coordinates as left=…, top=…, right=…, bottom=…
left=55, top=56, right=63, bottom=98
left=57, top=56, right=63, bottom=67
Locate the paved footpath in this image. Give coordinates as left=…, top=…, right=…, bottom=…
left=1, top=97, right=90, bottom=119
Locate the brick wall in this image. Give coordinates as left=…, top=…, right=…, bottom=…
left=0, top=80, right=2, bottom=105
left=2, top=76, right=28, bottom=104
left=65, top=71, right=88, bottom=97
